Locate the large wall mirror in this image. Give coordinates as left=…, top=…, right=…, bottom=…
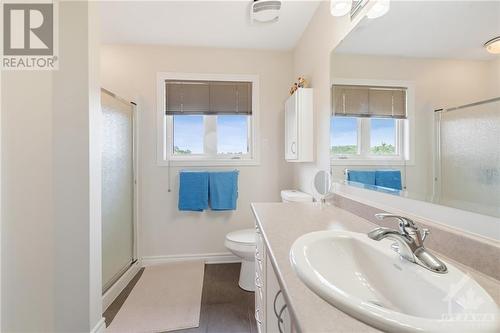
left=330, top=1, right=500, bottom=219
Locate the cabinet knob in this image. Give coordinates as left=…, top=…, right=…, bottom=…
left=255, top=249, right=262, bottom=262
left=255, top=276, right=263, bottom=289
left=255, top=308, right=263, bottom=325
left=291, top=142, right=296, bottom=154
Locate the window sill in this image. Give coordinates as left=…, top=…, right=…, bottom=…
left=158, top=159, right=260, bottom=167
left=330, top=158, right=414, bottom=166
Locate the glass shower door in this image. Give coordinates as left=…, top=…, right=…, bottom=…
left=101, top=89, right=135, bottom=292
left=435, top=98, right=500, bottom=218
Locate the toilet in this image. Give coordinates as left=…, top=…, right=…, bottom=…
left=280, top=189, right=314, bottom=203
left=225, top=190, right=313, bottom=291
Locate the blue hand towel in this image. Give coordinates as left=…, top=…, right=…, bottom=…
left=209, top=171, right=239, bottom=211
left=347, top=170, right=376, bottom=186
left=178, top=171, right=209, bottom=211
left=375, top=170, right=402, bottom=190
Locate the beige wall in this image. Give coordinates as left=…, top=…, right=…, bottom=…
left=490, top=58, right=500, bottom=90
left=291, top=1, right=372, bottom=193
left=2, top=70, right=55, bottom=332
left=330, top=54, right=499, bottom=196
left=1, top=2, right=102, bottom=332
left=100, top=44, right=294, bottom=259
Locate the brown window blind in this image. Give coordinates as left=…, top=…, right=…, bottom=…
left=165, top=80, right=252, bottom=115
left=332, top=85, right=407, bottom=119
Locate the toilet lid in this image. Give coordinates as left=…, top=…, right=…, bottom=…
left=226, top=229, right=256, bottom=245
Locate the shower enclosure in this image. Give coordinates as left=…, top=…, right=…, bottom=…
left=101, top=88, right=137, bottom=293
left=434, top=97, right=500, bottom=218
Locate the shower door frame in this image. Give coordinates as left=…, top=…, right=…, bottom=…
left=433, top=96, right=500, bottom=210
left=101, top=88, right=139, bottom=294
left=432, top=111, right=442, bottom=203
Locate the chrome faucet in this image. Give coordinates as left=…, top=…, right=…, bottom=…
left=368, top=213, right=447, bottom=274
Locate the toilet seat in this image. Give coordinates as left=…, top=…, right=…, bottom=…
left=225, top=229, right=255, bottom=246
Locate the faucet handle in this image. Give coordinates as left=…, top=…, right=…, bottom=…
left=374, top=213, right=417, bottom=235
left=420, top=228, right=430, bottom=243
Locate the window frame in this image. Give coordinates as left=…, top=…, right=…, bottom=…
left=330, top=78, right=415, bottom=166
left=157, top=72, right=260, bottom=166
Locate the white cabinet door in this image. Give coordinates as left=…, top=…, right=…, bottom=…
left=265, top=258, right=295, bottom=333
left=255, top=223, right=295, bottom=333
left=255, top=227, right=266, bottom=333
left=285, top=88, right=313, bottom=162
left=285, top=94, right=298, bottom=160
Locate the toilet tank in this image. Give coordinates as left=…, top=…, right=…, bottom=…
left=280, top=190, right=313, bottom=203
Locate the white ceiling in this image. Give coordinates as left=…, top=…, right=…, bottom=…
left=99, top=1, right=320, bottom=50
left=335, top=1, right=500, bottom=60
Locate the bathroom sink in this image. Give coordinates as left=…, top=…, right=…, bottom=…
left=290, top=230, right=499, bottom=333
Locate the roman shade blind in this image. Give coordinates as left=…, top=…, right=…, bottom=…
left=332, top=85, right=407, bottom=119
left=165, top=80, right=252, bottom=115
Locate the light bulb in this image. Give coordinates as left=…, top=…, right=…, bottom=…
left=367, top=0, right=390, bottom=19
left=330, top=0, right=352, bottom=17
left=484, top=37, right=500, bottom=54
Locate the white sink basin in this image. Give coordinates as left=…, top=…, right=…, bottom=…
left=290, top=230, right=499, bottom=333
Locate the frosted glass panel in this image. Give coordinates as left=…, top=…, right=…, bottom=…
left=439, top=100, right=500, bottom=218
left=101, top=91, right=134, bottom=291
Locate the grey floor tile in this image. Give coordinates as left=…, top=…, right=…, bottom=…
left=104, top=263, right=256, bottom=333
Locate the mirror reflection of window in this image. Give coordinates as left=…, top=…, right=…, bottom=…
left=370, top=118, right=396, bottom=155
left=330, top=85, right=407, bottom=161
left=330, top=117, right=358, bottom=155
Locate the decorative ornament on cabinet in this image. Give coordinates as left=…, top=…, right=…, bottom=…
left=289, top=76, right=309, bottom=95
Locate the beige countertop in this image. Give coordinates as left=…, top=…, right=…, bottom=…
left=251, top=202, right=500, bottom=333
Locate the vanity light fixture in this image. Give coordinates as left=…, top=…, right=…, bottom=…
left=366, top=0, right=390, bottom=19
left=330, top=0, right=352, bottom=17
left=484, top=36, right=500, bottom=54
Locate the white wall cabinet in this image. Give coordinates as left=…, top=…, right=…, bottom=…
left=255, top=226, right=296, bottom=333
left=285, top=88, right=313, bottom=162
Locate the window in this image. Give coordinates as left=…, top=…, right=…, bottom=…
left=217, top=115, right=249, bottom=155
left=173, top=115, right=204, bottom=155
left=330, top=84, right=410, bottom=164
left=157, top=73, right=259, bottom=166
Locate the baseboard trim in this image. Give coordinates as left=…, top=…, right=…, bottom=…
left=102, top=260, right=141, bottom=311
left=90, top=317, right=106, bottom=333
left=141, top=252, right=241, bottom=266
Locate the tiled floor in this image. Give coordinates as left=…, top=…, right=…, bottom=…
left=104, top=263, right=257, bottom=333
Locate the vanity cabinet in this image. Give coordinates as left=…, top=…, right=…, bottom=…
left=284, top=88, right=313, bottom=162
left=255, top=226, right=296, bottom=333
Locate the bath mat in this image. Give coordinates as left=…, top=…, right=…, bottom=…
left=107, top=260, right=205, bottom=333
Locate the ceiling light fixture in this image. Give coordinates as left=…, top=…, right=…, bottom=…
left=484, top=36, right=500, bottom=54
left=366, top=0, right=390, bottom=19
left=330, top=0, right=352, bottom=17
